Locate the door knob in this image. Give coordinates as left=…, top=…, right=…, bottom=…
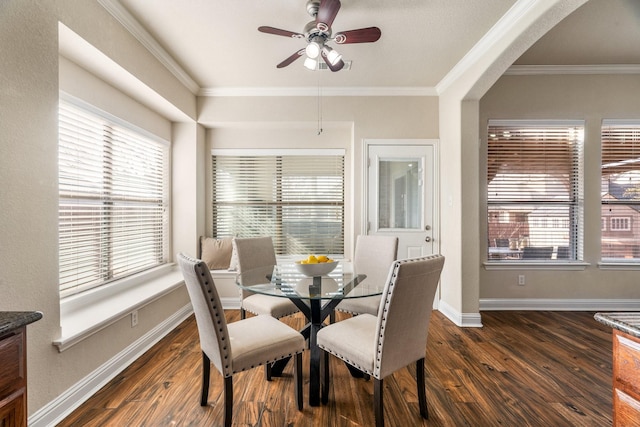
left=425, top=236, right=431, bottom=242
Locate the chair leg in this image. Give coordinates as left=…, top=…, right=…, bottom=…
left=416, top=358, right=428, bottom=419
left=321, top=350, right=329, bottom=404
left=374, top=378, right=384, bottom=427
left=200, top=352, right=210, bottom=406
left=265, top=363, right=272, bottom=381
left=223, top=376, right=233, bottom=427
left=240, top=307, right=246, bottom=319
left=295, top=352, right=303, bottom=411
left=329, top=311, right=335, bottom=324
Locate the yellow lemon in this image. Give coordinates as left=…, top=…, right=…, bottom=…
left=307, top=255, right=318, bottom=264
left=317, top=255, right=329, bottom=263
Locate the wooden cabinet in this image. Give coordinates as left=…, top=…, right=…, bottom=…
left=613, top=329, right=640, bottom=427
left=0, top=327, right=27, bottom=427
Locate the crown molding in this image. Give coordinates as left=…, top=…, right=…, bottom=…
left=198, top=86, right=437, bottom=97
left=505, top=64, right=640, bottom=75
left=98, top=0, right=200, bottom=94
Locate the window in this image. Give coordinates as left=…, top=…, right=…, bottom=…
left=487, top=120, right=584, bottom=261
left=212, top=149, right=344, bottom=255
left=610, top=217, right=631, bottom=231
left=601, top=120, right=640, bottom=261
left=58, top=99, right=169, bottom=298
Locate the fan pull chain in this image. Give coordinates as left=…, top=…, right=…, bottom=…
left=317, top=71, right=323, bottom=135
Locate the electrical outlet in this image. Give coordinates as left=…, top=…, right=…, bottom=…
left=518, top=275, right=525, bottom=286
left=131, top=310, right=139, bottom=327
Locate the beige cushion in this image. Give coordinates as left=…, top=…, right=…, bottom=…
left=242, top=293, right=300, bottom=318
left=200, top=236, right=233, bottom=270
left=336, top=295, right=381, bottom=316
left=317, top=314, right=378, bottom=374
left=228, top=315, right=305, bottom=373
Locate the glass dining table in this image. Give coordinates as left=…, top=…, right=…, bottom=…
left=235, top=261, right=384, bottom=406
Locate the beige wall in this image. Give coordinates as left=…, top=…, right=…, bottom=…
left=1, top=0, right=62, bottom=413
left=199, top=95, right=440, bottom=255
left=479, top=74, right=640, bottom=300
left=0, top=0, right=196, bottom=416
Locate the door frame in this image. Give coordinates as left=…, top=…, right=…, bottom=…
left=361, top=139, right=440, bottom=254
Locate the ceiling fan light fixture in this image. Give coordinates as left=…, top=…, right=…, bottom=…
left=323, top=46, right=342, bottom=65
left=306, top=40, right=322, bottom=59
left=304, top=56, right=318, bottom=70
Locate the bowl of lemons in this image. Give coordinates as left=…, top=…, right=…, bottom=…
left=294, top=255, right=338, bottom=277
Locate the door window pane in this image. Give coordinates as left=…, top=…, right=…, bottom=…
left=378, top=159, right=421, bottom=229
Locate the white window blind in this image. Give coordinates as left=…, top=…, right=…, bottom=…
left=601, top=120, right=640, bottom=261
left=212, top=150, right=344, bottom=255
left=58, top=100, right=169, bottom=297
left=487, top=121, right=584, bottom=261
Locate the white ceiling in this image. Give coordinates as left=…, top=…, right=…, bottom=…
left=105, top=0, right=640, bottom=95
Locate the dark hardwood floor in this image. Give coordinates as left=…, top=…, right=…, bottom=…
left=57, top=310, right=614, bottom=426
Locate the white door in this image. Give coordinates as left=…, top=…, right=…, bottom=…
left=366, top=142, right=437, bottom=259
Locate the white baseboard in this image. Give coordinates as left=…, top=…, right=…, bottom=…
left=29, top=303, right=194, bottom=427
left=480, top=298, right=640, bottom=311
left=220, top=296, right=241, bottom=310
left=437, top=299, right=483, bottom=328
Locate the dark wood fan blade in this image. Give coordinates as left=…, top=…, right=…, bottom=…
left=333, top=27, right=381, bottom=44
left=316, top=0, right=341, bottom=31
left=258, top=26, right=304, bottom=39
left=277, top=49, right=305, bottom=68
left=321, top=53, right=344, bottom=72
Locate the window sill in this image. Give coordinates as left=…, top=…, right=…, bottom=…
left=54, top=264, right=185, bottom=352
left=598, top=261, right=640, bottom=271
left=483, top=261, right=590, bottom=271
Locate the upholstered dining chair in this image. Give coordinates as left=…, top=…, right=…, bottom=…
left=177, top=253, right=305, bottom=427
left=334, top=235, right=398, bottom=317
left=317, top=254, right=445, bottom=427
left=233, top=236, right=300, bottom=320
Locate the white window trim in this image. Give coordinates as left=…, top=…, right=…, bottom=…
left=211, top=148, right=346, bottom=256
left=486, top=120, right=585, bottom=263
left=601, top=119, right=640, bottom=263
left=55, top=93, right=173, bottom=351
left=610, top=216, right=631, bottom=231
left=483, top=261, right=590, bottom=270
left=54, top=264, right=183, bottom=352
left=212, top=148, right=345, bottom=156
left=598, top=261, right=640, bottom=271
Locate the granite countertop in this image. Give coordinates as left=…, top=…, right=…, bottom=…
left=0, top=311, right=43, bottom=336
left=594, top=312, right=640, bottom=339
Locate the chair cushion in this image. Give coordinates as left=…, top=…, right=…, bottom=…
left=200, top=236, right=233, bottom=270
left=227, top=315, right=305, bottom=374
left=316, top=313, right=378, bottom=375
left=242, top=294, right=300, bottom=319
left=336, top=295, right=381, bottom=316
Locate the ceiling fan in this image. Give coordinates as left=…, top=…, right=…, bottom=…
left=258, top=0, right=381, bottom=72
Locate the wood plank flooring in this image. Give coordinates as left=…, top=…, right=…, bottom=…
left=57, top=311, right=614, bottom=426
